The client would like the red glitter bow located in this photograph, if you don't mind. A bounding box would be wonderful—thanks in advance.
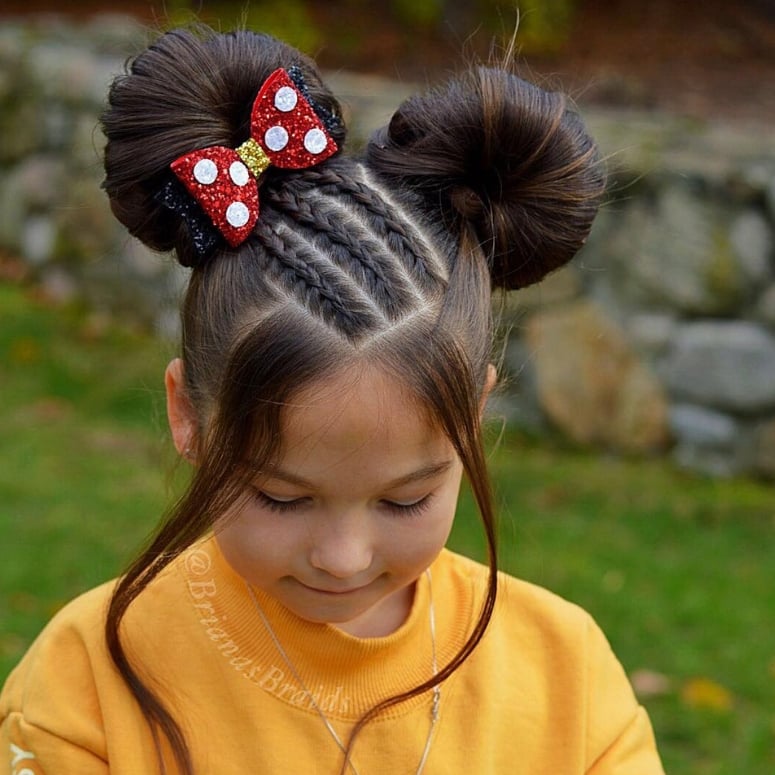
[170,68,339,247]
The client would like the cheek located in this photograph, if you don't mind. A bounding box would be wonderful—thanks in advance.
[385,497,457,569]
[214,506,299,580]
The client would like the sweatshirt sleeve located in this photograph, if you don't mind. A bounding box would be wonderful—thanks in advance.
[583,615,665,775]
[0,591,110,775]
[2,714,107,775]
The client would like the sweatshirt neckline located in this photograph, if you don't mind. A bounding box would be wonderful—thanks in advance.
[179,537,475,719]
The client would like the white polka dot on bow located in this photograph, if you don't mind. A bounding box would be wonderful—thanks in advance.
[274,86,298,112]
[226,201,250,228]
[229,161,250,186]
[304,128,328,155]
[193,158,218,185]
[264,126,289,152]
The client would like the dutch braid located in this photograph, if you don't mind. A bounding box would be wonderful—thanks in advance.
[264,186,416,322]
[288,167,447,291]
[254,223,381,338]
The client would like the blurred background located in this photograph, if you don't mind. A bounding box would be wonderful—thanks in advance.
[1,2,774,773]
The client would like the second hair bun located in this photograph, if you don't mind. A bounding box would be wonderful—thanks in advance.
[367,67,605,290]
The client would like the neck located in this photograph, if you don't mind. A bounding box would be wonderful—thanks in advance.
[334,582,417,638]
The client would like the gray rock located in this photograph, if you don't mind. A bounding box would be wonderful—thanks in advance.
[29,43,98,104]
[729,211,773,282]
[41,104,73,150]
[10,156,66,209]
[727,162,775,203]
[603,187,748,316]
[627,313,677,358]
[53,174,115,264]
[753,283,775,327]
[0,24,27,63]
[85,15,147,55]
[663,321,775,412]
[90,55,127,105]
[324,71,414,147]
[672,442,746,479]
[669,403,739,447]
[154,307,182,342]
[71,112,104,167]
[0,175,25,251]
[21,215,56,265]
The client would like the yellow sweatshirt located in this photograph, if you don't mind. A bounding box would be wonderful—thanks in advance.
[1,539,664,774]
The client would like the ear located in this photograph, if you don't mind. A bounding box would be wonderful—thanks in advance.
[480,363,498,418]
[165,358,199,460]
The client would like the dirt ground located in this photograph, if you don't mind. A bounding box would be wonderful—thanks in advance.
[3,0,774,124]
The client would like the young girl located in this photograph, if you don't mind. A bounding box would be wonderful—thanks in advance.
[1,27,664,775]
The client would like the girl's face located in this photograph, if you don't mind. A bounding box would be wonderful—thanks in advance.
[214,366,463,638]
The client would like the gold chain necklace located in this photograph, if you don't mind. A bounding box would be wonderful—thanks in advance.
[245,570,441,775]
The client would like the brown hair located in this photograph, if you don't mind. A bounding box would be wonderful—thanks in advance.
[101,26,604,774]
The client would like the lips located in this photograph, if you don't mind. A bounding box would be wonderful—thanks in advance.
[298,581,369,596]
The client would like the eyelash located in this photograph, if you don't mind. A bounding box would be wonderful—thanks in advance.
[251,490,434,518]
[252,490,307,514]
[382,494,434,518]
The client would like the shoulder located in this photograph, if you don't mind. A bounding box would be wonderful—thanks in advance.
[1,581,117,705]
[0,582,117,764]
[440,549,629,701]
[440,551,663,771]
[441,548,592,636]
[1,550,190,717]
[4,581,116,683]
[488,572,664,774]
[1,557,193,762]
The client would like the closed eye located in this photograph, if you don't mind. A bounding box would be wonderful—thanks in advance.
[381,494,434,518]
[252,489,307,514]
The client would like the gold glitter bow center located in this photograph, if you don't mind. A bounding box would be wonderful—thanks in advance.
[236,138,271,178]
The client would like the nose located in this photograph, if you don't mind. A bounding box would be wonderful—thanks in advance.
[308,520,373,579]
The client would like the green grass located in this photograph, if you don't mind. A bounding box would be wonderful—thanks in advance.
[1,281,774,774]
[0,283,172,664]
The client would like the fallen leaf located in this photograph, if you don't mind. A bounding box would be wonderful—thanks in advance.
[681,676,733,712]
[631,668,672,698]
[9,337,41,364]
[0,632,28,659]
[32,397,73,422]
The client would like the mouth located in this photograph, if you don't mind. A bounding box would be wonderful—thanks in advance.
[298,581,369,596]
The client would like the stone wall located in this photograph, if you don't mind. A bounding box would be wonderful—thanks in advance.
[502,114,775,477]
[2,17,774,477]
[0,16,184,336]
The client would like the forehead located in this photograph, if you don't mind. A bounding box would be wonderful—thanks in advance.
[276,366,447,472]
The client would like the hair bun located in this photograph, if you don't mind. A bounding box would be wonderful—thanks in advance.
[366,66,605,289]
[101,28,345,266]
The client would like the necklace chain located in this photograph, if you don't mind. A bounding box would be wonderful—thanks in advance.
[246,570,441,775]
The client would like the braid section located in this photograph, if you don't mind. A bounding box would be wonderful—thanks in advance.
[265,187,417,322]
[287,166,448,292]
[254,223,383,339]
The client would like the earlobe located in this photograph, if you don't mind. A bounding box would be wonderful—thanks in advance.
[165,358,198,461]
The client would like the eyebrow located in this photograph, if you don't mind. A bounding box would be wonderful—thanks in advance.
[260,459,454,491]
